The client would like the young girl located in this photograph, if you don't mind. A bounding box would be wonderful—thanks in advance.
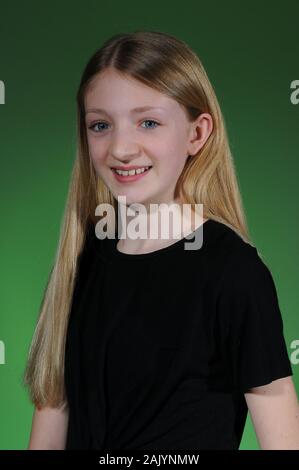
[24,30,299,450]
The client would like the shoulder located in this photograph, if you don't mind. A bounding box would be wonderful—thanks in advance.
[199,220,279,309]
[75,222,97,277]
[213,225,282,327]
[218,244,275,302]
[220,240,273,294]
[198,219,270,286]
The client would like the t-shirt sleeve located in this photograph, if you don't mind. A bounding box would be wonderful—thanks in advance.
[216,244,293,393]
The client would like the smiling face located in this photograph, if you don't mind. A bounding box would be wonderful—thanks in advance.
[84,67,209,209]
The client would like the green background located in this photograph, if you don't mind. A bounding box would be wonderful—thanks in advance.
[0,0,298,450]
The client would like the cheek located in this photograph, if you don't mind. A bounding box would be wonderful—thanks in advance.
[159,129,187,159]
[156,141,187,176]
[87,139,107,166]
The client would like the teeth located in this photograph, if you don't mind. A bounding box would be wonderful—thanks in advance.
[114,166,151,176]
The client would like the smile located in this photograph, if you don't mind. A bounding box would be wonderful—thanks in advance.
[111,166,153,182]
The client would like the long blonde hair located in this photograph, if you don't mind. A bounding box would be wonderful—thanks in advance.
[23,30,254,408]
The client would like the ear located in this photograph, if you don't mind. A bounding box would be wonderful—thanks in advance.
[187,113,214,157]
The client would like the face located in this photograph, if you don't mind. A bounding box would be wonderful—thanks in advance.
[84,67,211,210]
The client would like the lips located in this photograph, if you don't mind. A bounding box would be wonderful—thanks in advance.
[111,166,153,182]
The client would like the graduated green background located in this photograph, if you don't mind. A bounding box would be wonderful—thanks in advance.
[0,0,298,450]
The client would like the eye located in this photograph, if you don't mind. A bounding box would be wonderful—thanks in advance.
[88,121,109,133]
[87,119,160,133]
[141,119,160,129]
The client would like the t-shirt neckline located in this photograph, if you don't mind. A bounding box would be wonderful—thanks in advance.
[96,219,215,261]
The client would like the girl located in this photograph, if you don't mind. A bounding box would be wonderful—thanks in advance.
[24,30,299,450]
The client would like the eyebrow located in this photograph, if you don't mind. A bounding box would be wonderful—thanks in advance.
[85,106,166,116]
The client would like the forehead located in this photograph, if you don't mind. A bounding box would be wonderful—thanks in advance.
[84,69,180,115]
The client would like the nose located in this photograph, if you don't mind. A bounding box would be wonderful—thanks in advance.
[109,127,140,162]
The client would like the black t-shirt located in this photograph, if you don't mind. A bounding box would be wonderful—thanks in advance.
[64,219,293,450]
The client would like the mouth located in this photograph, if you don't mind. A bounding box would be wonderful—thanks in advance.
[110,165,153,183]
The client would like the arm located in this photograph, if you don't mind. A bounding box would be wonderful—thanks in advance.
[28,403,69,450]
[245,376,299,449]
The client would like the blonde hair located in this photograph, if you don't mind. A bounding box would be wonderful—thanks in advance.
[23,30,255,408]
